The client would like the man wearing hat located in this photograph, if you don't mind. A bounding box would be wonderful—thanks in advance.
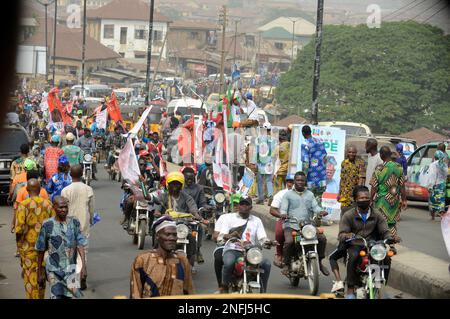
[75,128,97,180]
[62,132,83,166]
[130,216,195,298]
[44,135,64,182]
[214,196,273,293]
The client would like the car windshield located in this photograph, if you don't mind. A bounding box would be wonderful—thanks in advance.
[332,125,368,136]
[0,129,28,153]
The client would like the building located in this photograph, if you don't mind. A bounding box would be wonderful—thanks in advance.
[57,0,112,9]
[18,17,121,86]
[258,17,316,60]
[86,0,171,60]
[168,20,218,51]
[400,127,448,147]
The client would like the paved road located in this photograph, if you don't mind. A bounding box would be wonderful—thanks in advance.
[0,167,415,298]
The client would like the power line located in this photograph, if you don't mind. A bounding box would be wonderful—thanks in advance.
[384,0,421,19]
[409,0,444,21]
[385,0,428,21]
[422,2,449,22]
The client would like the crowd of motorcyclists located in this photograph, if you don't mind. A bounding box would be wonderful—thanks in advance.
[7,87,399,299]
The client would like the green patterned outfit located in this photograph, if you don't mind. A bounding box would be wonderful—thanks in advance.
[370,161,405,235]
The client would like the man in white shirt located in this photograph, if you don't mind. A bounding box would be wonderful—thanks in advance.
[365,138,383,191]
[214,197,272,293]
[240,91,259,128]
[269,175,294,267]
[61,164,95,291]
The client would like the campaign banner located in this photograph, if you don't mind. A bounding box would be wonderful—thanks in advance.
[96,109,108,130]
[289,125,346,221]
[237,167,255,197]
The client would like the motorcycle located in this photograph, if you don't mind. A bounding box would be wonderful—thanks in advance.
[175,217,202,268]
[109,148,121,182]
[94,136,105,163]
[283,217,321,295]
[220,238,275,294]
[345,236,395,299]
[82,153,93,186]
[203,189,228,239]
[127,199,153,250]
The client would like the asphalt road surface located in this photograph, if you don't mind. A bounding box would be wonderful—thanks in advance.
[0,167,417,299]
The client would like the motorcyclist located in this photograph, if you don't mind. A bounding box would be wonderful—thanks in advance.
[147,132,163,155]
[153,171,204,272]
[32,120,50,144]
[182,167,210,264]
[106,125,125,170]
[337,185,394,299]
[214,197,273,293]
[279,171,330,276]
[75,128,97,180]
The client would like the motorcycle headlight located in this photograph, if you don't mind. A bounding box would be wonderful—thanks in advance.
[214,192,225,204]
[246,248,263,265]
[83,154,92,162]
[176,224,189,239]
[370,244,387,261]
[301,224,317,240]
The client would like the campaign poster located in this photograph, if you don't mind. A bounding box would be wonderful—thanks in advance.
[288,125,346,221]
[237,167,255,197]
[96,109,108,130]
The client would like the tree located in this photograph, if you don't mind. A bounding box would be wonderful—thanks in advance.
[276,22,450,135]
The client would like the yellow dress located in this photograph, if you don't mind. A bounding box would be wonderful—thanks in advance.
[15,196,56,299]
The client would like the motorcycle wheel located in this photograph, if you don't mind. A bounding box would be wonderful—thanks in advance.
[85,170,91,186]
[289,276,300,287]
[307,258,319,296]
[118,172,122,183]
[137,220,147,250]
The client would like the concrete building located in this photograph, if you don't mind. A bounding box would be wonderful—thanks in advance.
[86,0,171,60]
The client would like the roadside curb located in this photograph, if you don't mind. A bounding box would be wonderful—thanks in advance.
[252,204,450,299]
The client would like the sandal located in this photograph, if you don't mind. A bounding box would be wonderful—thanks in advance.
[273,256,283,268]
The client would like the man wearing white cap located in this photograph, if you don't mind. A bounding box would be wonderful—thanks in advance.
[130,216,195,298]
[62,133,83,167]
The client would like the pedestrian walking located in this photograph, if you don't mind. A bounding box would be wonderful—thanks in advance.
[370,146,407,238]
[61,164,95,290]
[337,145,365,216]
[15,179,55,299]
[44,135,64,182]
[62,133,83,166]
[425,150,448,220]
[365,138,383,191]
[46,155,72,202]
[36,196,88,299]
[130,216,195,298]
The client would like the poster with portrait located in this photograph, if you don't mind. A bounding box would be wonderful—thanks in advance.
[288,125,346,221]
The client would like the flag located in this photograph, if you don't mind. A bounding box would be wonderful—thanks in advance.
[118,137,140,183]
[107,92,123,123]
[442,208,450,259]
[129,106,152,135]
[47,87,71,125]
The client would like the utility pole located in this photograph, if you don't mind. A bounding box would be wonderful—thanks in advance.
[145,0,155,105]
[52,0,58,86]
[256,32,261,74]
[219,5,227,95]
[233,19,240,65]
[311,0,324,125]
[81,0,87,93]
[36,0,55,84]
[286,17,300,65]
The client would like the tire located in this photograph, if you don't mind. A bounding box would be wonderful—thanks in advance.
[118,172,122,183]
[133,234,138,245]
[307,257,319,296]
[289,276,300,287]
[138,220,147,250]
[85,169,91,186]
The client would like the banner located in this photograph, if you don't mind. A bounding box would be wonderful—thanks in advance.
[118,137,140,183]
[129,106,152,135]
[96,109,108,130]
[237,167,255,197]
[289,125,346,221]
[107,91,123,123]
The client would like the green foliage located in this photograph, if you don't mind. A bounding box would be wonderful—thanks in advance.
[276,22,450,135]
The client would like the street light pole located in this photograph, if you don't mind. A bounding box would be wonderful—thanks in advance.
[81,0,87,93]
[36,0,55,84]
[144,0,155,105]
[52,0,58,86]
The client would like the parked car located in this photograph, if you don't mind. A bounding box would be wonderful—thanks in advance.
[406,141,450,202]
[0,124,31,200]
[319,121,372,137]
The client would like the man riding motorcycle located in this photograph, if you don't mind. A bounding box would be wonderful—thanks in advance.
[32,121,50,144]
[337,185,395,299]
[182,167,210,264]
[153,171,204,272]
[75,128,97,180]
[214,197,273,293]
[106,125,125,170]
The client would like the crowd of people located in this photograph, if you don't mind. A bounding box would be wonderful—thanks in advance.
[7,84,449,300]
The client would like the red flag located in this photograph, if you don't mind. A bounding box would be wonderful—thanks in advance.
[107,92,123,123]
[48,87,71,125]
